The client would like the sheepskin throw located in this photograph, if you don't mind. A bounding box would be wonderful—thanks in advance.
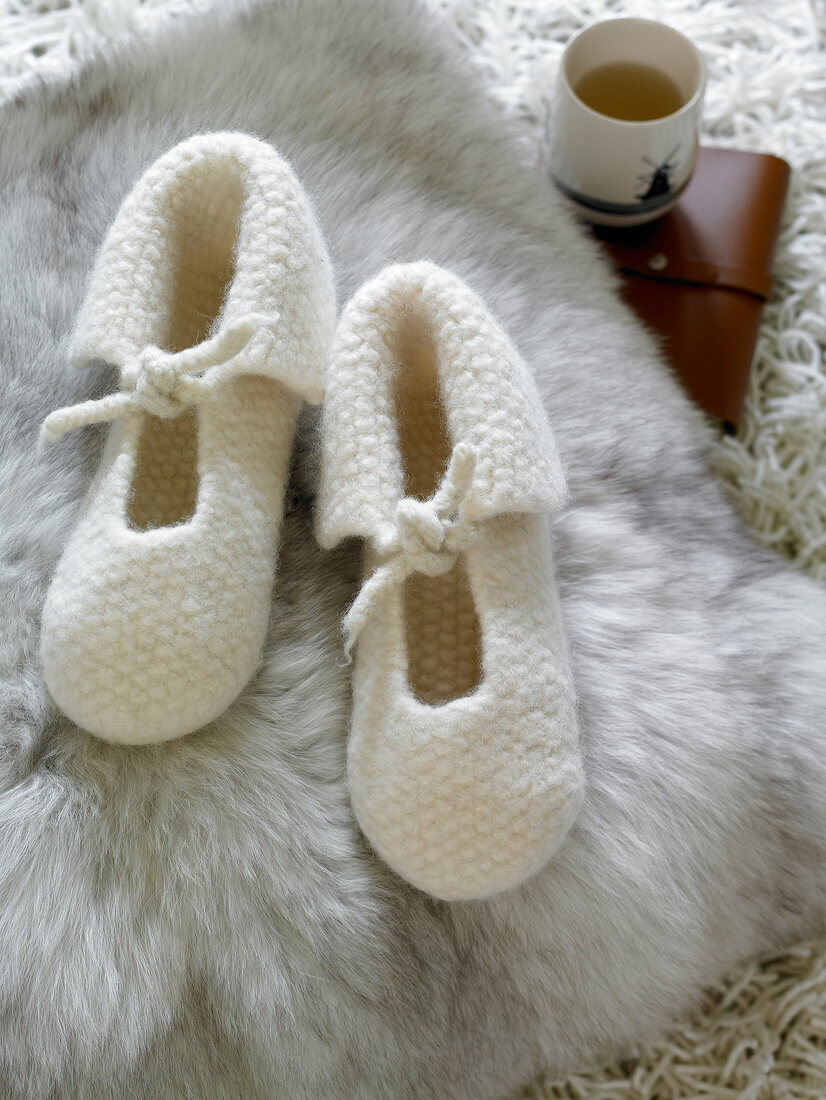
[0,1,825,1098]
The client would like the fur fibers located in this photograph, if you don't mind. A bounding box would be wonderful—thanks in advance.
[0,0,824,1097]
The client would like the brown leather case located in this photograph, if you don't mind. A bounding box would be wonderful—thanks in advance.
[595,147,790,426]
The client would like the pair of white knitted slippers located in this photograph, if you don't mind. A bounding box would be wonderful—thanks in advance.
[40,132,584,901]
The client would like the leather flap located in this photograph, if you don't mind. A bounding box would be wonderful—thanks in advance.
[604,248,773,299]
[596,148,791,302]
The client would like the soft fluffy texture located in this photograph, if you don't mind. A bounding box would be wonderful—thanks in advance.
[316,262,584,901]
[0,1,826,1098]
[40,131,335,743]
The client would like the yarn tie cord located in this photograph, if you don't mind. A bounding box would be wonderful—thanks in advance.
[39,313,282,445]
[343,442,479,657]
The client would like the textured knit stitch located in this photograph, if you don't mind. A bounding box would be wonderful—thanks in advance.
[40,132,335,744]
[316,262,584,901]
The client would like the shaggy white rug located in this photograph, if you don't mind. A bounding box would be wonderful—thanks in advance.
[1,0,824,1097]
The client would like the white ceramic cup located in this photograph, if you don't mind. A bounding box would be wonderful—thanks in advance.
[544,18,705,227]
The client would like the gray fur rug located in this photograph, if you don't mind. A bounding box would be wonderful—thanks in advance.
[1,0,825,1097]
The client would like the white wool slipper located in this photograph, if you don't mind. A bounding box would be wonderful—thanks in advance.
[316,262,584,901]
[39,132,335,745]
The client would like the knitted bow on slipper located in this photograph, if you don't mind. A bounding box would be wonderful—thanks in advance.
[343,442,479,657]
[40,313,282,446]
